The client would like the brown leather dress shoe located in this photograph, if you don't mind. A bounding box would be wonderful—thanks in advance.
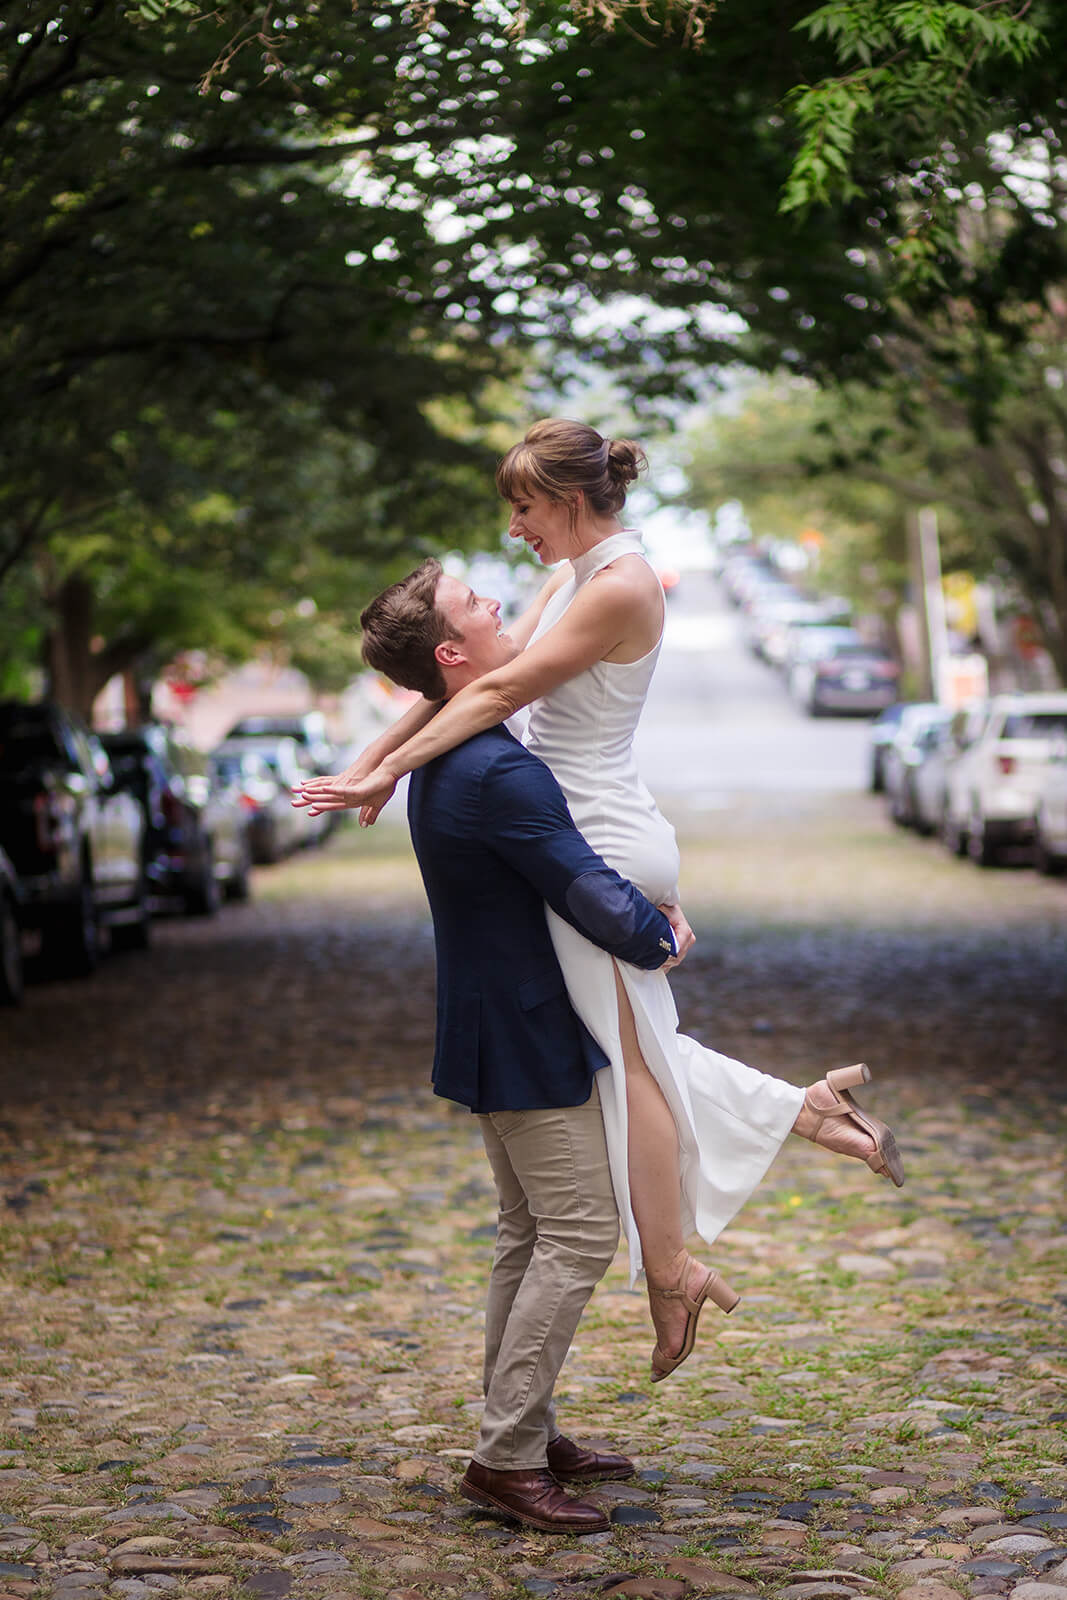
[460,1460,609,1533]
[546,1432,635,1482]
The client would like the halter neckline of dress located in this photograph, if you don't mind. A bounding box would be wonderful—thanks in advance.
[570,529,645,586]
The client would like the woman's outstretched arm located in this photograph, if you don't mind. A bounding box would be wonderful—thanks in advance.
[298,566,649,823]
[293,569,564,804]
[323,694,441,786]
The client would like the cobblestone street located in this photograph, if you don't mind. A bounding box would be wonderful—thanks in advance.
[2,798,1065,1600]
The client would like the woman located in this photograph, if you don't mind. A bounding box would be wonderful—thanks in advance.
[299,419,903,1381]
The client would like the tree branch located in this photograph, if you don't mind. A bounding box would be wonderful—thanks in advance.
[0,1,109,128]
[0,495,55,587]
[175,136,381,168]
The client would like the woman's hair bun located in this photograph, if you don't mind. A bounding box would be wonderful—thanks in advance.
[606,438,647,485]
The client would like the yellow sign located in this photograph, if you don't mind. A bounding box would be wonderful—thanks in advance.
[942,572,977,638]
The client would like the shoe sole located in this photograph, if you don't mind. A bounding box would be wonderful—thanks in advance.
[459,1480,609,1533]
[552,1464,635,1482]
[873,1124,905,1187]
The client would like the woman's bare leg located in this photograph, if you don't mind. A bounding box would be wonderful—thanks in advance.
[612,966,714,1362]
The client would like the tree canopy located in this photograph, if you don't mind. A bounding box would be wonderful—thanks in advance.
[3,0,1065,707]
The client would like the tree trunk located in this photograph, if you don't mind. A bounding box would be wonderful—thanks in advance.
[43,573,159,719]
[44,573,96,718]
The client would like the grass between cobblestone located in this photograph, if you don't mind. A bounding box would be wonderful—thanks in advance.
[1,796,1065,1600]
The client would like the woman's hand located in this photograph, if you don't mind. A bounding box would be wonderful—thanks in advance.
[293,764,397,824]
[659,900,695,969]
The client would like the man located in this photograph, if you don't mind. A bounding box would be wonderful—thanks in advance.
[344,559,680,1534]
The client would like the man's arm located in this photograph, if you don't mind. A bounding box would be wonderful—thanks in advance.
[482,741,674,971]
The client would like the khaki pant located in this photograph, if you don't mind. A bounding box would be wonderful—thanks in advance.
[474,1079,619,1470]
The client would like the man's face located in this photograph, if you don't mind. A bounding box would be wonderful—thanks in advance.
[435,575,518,679]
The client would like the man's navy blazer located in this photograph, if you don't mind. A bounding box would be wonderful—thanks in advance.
[407,723,674,1114]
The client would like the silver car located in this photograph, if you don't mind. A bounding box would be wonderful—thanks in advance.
[882,704,953,830]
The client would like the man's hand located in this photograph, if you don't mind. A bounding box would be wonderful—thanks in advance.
[658,900,695,970]
[292,764,397,825]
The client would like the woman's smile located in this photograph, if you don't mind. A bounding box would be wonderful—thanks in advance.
[507,490,574,564]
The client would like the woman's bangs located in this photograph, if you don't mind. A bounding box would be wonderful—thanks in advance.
[496,446,539,503]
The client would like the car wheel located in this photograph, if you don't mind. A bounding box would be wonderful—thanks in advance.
[870,754,885,794]
[44,865,101,977]
[185,843,221,916]
[111,865,152,951]
[0,889,24,1006]
[807,694,824,719]
[913,787,934,836]
[252,818,279,865]
[940,808,968,858]
[1033,814,1066,876]
[225,836,252,902]
[967,814,1000,868]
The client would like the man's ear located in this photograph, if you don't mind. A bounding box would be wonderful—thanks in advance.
[434,638,465,669]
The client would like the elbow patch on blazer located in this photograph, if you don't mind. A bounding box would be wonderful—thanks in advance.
[565,871,638,944]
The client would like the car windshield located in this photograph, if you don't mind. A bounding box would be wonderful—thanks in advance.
[1001,712,1067,740]
[230,718,307,742]
[796,629,857,656]
[829,643,891,661]
[108,751,143,777]
[213,754,249,783]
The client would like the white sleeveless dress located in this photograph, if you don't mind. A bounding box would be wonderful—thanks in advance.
[526,530,805,1282]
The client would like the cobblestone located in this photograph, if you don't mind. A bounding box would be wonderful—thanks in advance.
[2,807,1065,1600]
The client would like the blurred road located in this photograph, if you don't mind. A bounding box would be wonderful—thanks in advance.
[635,572,871,805]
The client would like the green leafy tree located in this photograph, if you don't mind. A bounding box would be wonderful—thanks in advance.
[681,335,1067,685]
[5,0,1066,712]
[1,1,508,710]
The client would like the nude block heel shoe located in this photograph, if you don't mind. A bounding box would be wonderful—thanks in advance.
[649,1256,740,1383]
[805,1063,905,1188]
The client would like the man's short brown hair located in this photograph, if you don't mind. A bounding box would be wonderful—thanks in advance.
[359,558,458,700]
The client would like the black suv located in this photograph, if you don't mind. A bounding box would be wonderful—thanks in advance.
[0,701,149,973]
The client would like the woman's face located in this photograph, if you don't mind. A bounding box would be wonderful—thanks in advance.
[506,488,576,565]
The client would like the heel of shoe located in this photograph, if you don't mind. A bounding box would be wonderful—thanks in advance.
[707,1271,740,1315]
[826,1062,871,1094]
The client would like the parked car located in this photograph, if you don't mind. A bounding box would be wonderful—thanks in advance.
[757,599,852,669]
[0,846,25,1005]
[224,712,337,775]
[742,594,817,661]
[937,701,991,856]
[941,693,1067,865]
[1033,739,1067,875]
[911,719,959,838]
[0,700,149,973]
[724,555,797,613]
[783,623,859,678]
[868,703,907,793]
[882,704,953,829]
[103,725,251,913]
[246,736,330,849]
[789,634,900,717]
[210,741,311,863]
